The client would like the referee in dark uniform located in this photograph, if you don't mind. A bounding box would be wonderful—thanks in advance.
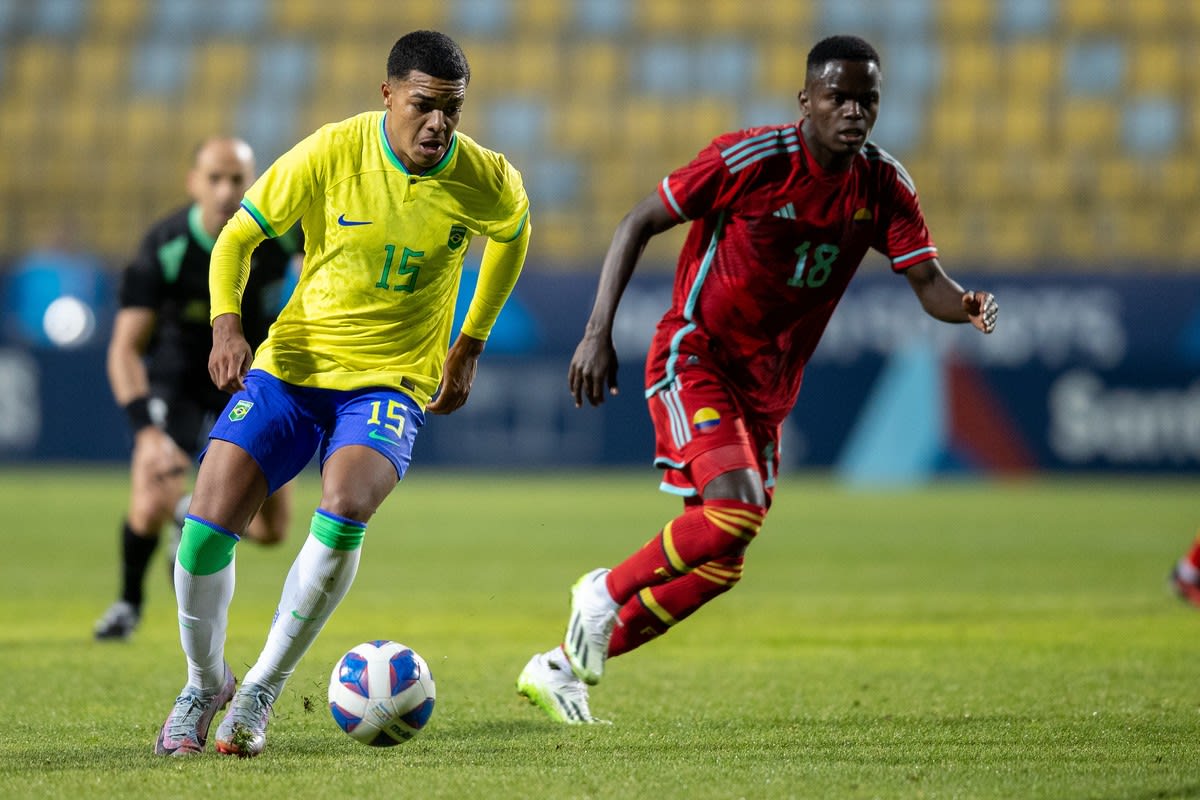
[95,137,302,640]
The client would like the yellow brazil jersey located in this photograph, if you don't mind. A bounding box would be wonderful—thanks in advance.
[236,111,529,404]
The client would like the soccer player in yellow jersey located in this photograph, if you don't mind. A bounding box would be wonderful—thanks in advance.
[153,31,530,758]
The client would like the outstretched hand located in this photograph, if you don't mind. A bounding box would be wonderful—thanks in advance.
[568,331,619,407]
[963,290,998,334]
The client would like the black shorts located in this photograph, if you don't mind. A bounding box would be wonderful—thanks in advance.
[149,388,220,458]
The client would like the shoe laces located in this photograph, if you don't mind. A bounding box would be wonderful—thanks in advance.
[227,685,273,728]
[166,690,213,740]
[546,659,587,698]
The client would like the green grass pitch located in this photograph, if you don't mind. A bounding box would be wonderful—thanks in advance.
[1,465,1198,799]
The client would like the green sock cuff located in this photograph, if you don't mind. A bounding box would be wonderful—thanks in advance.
[177,517,239,576]
[311,509,366,551]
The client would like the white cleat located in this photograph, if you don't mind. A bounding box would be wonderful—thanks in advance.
[517,652,608,725]
[563,568,618,686]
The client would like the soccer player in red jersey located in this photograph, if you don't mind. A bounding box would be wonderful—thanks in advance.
[517,35,999,724]
[1170,533,1200,606]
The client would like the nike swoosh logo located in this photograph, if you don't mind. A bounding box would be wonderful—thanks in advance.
[368,430,398,446]
[337,214,372,227]
[291,610,317,621]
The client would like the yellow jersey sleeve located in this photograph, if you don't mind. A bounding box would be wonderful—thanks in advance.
[240,113,532,407]
[239,127,325,240]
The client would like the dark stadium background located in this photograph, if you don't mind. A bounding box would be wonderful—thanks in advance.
[2,1,1197,480]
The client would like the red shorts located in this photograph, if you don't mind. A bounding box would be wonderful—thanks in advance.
[646,366,780,500]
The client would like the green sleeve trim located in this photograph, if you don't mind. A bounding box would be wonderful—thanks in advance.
[495,210,529,243]
[177,518,239,576]
[311,510,366,551]
[241,198,279,239]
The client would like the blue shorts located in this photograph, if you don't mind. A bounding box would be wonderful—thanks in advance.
[204,370,425,493]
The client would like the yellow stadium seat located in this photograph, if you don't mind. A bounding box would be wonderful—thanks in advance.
[1116,206,1165,258]
[1059,98,1119,150]
[763,0,814,29]
[998,96,1051,152]
[1022,154,1070,203]
[938,0,992,32]
[191,41,252,103]
[758,42,807,94]
[633,0,691,33]
[1119,0,1180,32]
[988,207,1043,263]
[507,37,562,92]
[532,209,587,263]
[522,0,570,33]
[926,97,984,154]
[1055,208,1099,261]
[2,104,41,154]
[1006,40,1058,91]
[1061,0,1116,31]
[1156,155,1198,201]
[941,40,1002,91]
[271,0,326,34]
[72,41,126,98]
[90,0,147,35]
[564,42,623,94]
[703,0,812,32]
[558,101,614,152]
[1095,157,1146,204]
[967,155,1006,203]
[8,43,69,99]
[1126,41,1185,92]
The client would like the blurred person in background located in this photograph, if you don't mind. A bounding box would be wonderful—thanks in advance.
[1170,534,1200,605]
[517,34,998,724]
[94,136,301,641]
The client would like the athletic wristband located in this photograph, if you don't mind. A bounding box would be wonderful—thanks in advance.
[123,397,154,432]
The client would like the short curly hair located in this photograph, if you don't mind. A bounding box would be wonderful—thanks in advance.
[806,35,880,79]
[387,30,471,85]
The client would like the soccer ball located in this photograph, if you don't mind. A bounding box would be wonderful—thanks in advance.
[328,640,436,746]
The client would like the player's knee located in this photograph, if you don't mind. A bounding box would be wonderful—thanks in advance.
[700,467,767,507]
[128,493,177,534]
[700,497,766,557]
[246,518,288,546]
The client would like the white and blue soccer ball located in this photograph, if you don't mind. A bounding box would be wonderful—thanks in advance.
[328,640,436,746]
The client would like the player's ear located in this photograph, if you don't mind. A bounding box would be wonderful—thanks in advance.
[381,81,392,107]
[797,89,809,117]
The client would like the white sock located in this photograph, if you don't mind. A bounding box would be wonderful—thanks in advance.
[243,533,360,699]
[174,558,235,693]
[547,646,571,671]
[591,571,620,613]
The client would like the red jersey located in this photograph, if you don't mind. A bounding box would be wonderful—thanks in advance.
[646,120,937,422]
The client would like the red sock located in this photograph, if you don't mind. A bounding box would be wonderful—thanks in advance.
[605,499,764,605]
[608,556,744,657]
[1187,533,1200,569]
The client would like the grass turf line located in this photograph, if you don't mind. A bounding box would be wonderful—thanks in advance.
[0,466,1197,799]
